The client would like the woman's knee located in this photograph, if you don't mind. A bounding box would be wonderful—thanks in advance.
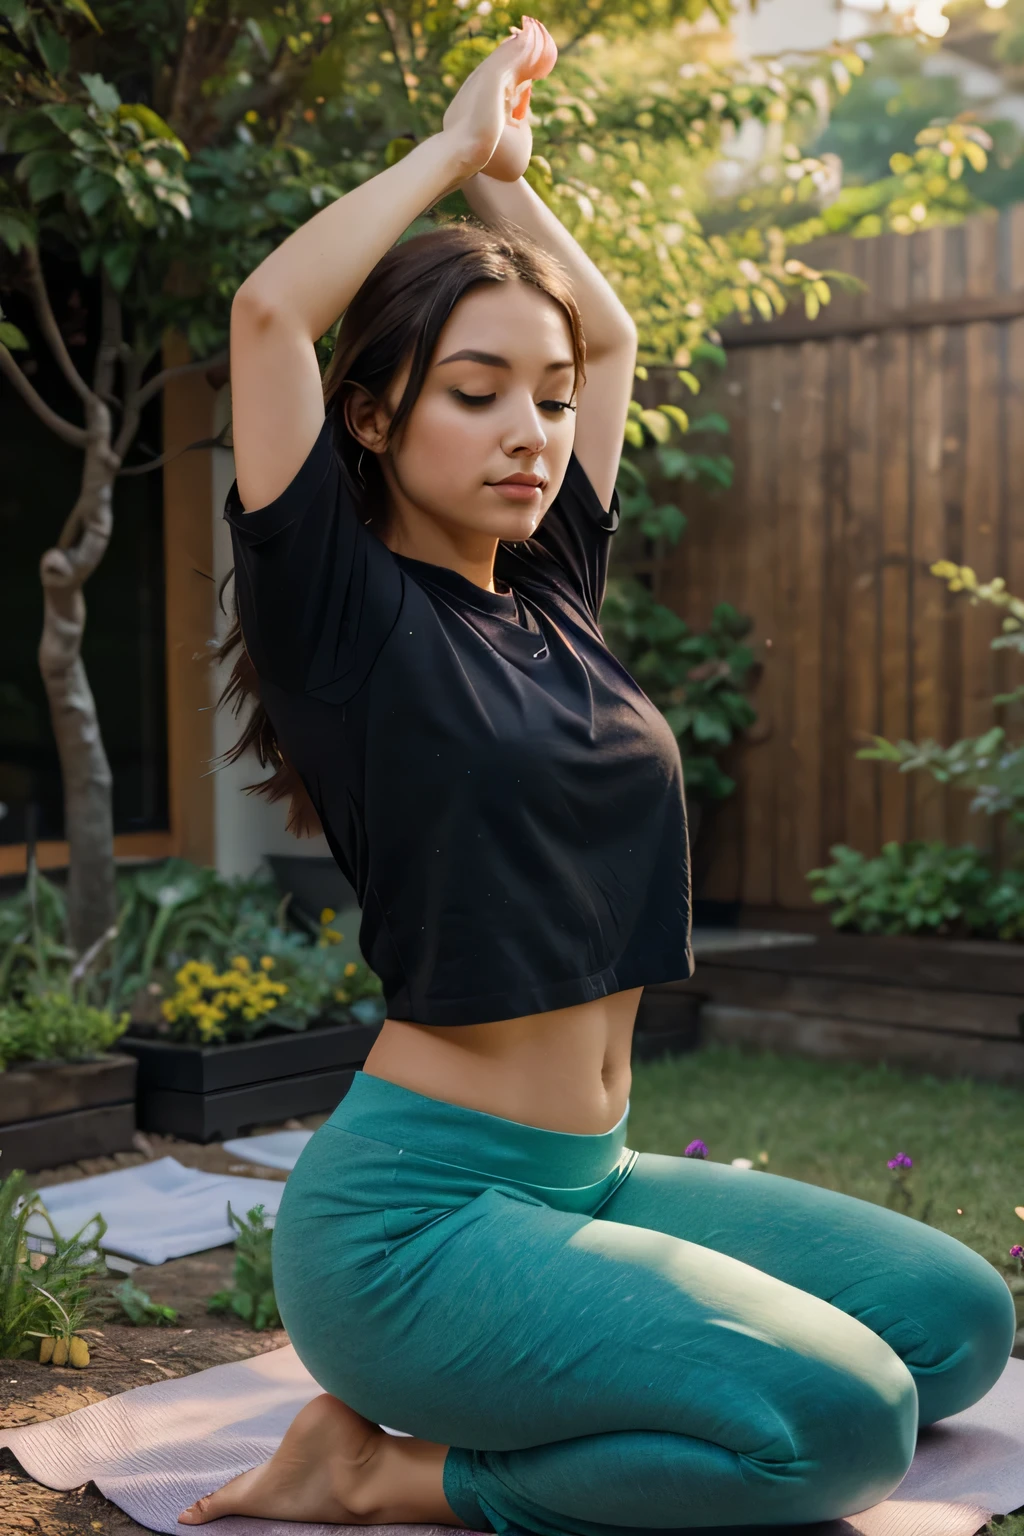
[755,1346,918,1524]
[911,1242,1017,1426]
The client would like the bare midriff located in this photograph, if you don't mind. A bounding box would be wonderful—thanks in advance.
[361,986,645,1136]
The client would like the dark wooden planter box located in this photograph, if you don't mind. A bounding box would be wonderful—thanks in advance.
[120,1019,382,1143]
[632,985,706,1062]
[694,931,1024,1083]
[0,1053,137,1173]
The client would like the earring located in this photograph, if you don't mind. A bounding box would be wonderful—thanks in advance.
[356,448,367,486]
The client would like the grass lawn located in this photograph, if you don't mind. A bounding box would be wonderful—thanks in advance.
[628,1045,1024,1536]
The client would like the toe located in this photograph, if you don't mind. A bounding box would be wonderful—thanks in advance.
[178,1494,216,1524]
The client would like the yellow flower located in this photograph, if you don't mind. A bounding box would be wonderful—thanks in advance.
[231,955,251,973]
[320,907,336,924]
[260,956,274,971]
[344,961,358,977]
[334,988,350,1003]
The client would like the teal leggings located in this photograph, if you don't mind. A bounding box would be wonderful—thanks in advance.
[271,1071,1015,1535]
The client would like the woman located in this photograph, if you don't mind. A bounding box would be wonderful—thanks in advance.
[180,19,1015,1532]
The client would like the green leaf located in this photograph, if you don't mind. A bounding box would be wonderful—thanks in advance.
[639,408,671,443]
[32,19,70,76]
[384,136,416,167]
[0,320,29,349]
[0,0,29,31]
[117,104,188,156]
[79,71,120,113]
[687,412,729,436]
[62,0,102,30]
[677,369,701,394]
[20,151,66,203]
[0,212,34,253]
[101,241,136,291]
[75,169,117,216]
[658,403,690,434]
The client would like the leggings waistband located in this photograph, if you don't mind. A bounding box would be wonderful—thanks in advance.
[328,1070,630,1189]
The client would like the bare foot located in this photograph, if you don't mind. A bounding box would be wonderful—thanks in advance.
[177,1393,385,1525]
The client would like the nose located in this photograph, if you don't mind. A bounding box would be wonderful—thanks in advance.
[501,394,549,458]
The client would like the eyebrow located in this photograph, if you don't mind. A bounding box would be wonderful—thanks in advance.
[435,348,575,372]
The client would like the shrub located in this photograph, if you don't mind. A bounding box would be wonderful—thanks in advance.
[807,840,1024,938]
[810,841,1000,933]
[0,993,129,1069]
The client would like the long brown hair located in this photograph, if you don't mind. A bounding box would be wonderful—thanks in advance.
[215,218,588,838]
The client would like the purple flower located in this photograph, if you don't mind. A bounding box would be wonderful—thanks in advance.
[887,1153,913,1170]
[684,1139,709,1159]
[1011,1245,1024,1261]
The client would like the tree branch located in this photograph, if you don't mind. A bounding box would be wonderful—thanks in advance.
[135,348,228,412]
[117,423,232,476]
[0,343,89,448]
[113,348,145,462]
[379,6,417,106]
[93,269,123,401]
[24,244,94,405]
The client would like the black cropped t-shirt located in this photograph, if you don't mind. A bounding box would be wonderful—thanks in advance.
[225,416,693,1026]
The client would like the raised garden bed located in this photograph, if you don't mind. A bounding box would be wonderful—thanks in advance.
[0,1054,137,1172]
[693,930,1024,1083]
[120,1019,382,1142]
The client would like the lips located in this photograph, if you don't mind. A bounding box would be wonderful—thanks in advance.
[489,474,545,488]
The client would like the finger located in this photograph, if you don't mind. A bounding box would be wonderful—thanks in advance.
[521,15,545,75]
[510,79,532,121]
[526,15,558,79]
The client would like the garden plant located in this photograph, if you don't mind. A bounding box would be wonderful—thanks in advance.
[0,1167,106,1363]
[0,851,385,1047]
[810,561,1024,937]
[207,1201,281,1332]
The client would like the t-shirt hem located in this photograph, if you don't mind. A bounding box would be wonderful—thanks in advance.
[385,949,695,1028]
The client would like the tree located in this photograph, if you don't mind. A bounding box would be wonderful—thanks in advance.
[0,0,986,952]
[0,0,359,950]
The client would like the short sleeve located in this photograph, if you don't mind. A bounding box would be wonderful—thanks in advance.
[225,417,403,701]
[496,450,620,623]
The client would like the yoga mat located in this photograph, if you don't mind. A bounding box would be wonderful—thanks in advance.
[223,1129,314,1171]
[29,1157,286,1264]
[3,1346,1023,1536]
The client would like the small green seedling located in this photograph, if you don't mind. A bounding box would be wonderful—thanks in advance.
[112,1277,179,1326]
[207,1202,280,1332]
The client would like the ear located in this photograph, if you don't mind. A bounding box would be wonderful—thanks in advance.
[343,386,390,453]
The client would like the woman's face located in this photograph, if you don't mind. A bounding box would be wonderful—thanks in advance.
[363,280,579,557]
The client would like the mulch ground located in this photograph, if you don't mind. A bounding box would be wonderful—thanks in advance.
[1,1113,328,1535]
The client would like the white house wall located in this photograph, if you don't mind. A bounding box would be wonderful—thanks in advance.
[210,384,332,877]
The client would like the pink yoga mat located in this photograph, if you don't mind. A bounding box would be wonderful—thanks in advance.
[3,1346,1023,1536]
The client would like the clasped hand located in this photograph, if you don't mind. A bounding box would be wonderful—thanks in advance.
[442,14,558,184]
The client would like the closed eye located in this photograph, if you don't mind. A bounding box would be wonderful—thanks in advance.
[453,390,576,414]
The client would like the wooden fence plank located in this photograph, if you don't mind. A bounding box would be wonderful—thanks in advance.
[878,324,911,846]
[844,332,881,854]
[740,345,783,904]
[779,341,828,905]
[909,325,949,840]
[960,321,1002,856]
[820,337,850,856]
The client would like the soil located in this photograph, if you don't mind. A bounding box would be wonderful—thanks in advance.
[1,1111,330,1535]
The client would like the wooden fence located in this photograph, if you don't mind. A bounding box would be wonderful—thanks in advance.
[632,205,1024,911]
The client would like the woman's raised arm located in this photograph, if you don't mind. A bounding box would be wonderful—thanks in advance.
[231,26,546,511]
